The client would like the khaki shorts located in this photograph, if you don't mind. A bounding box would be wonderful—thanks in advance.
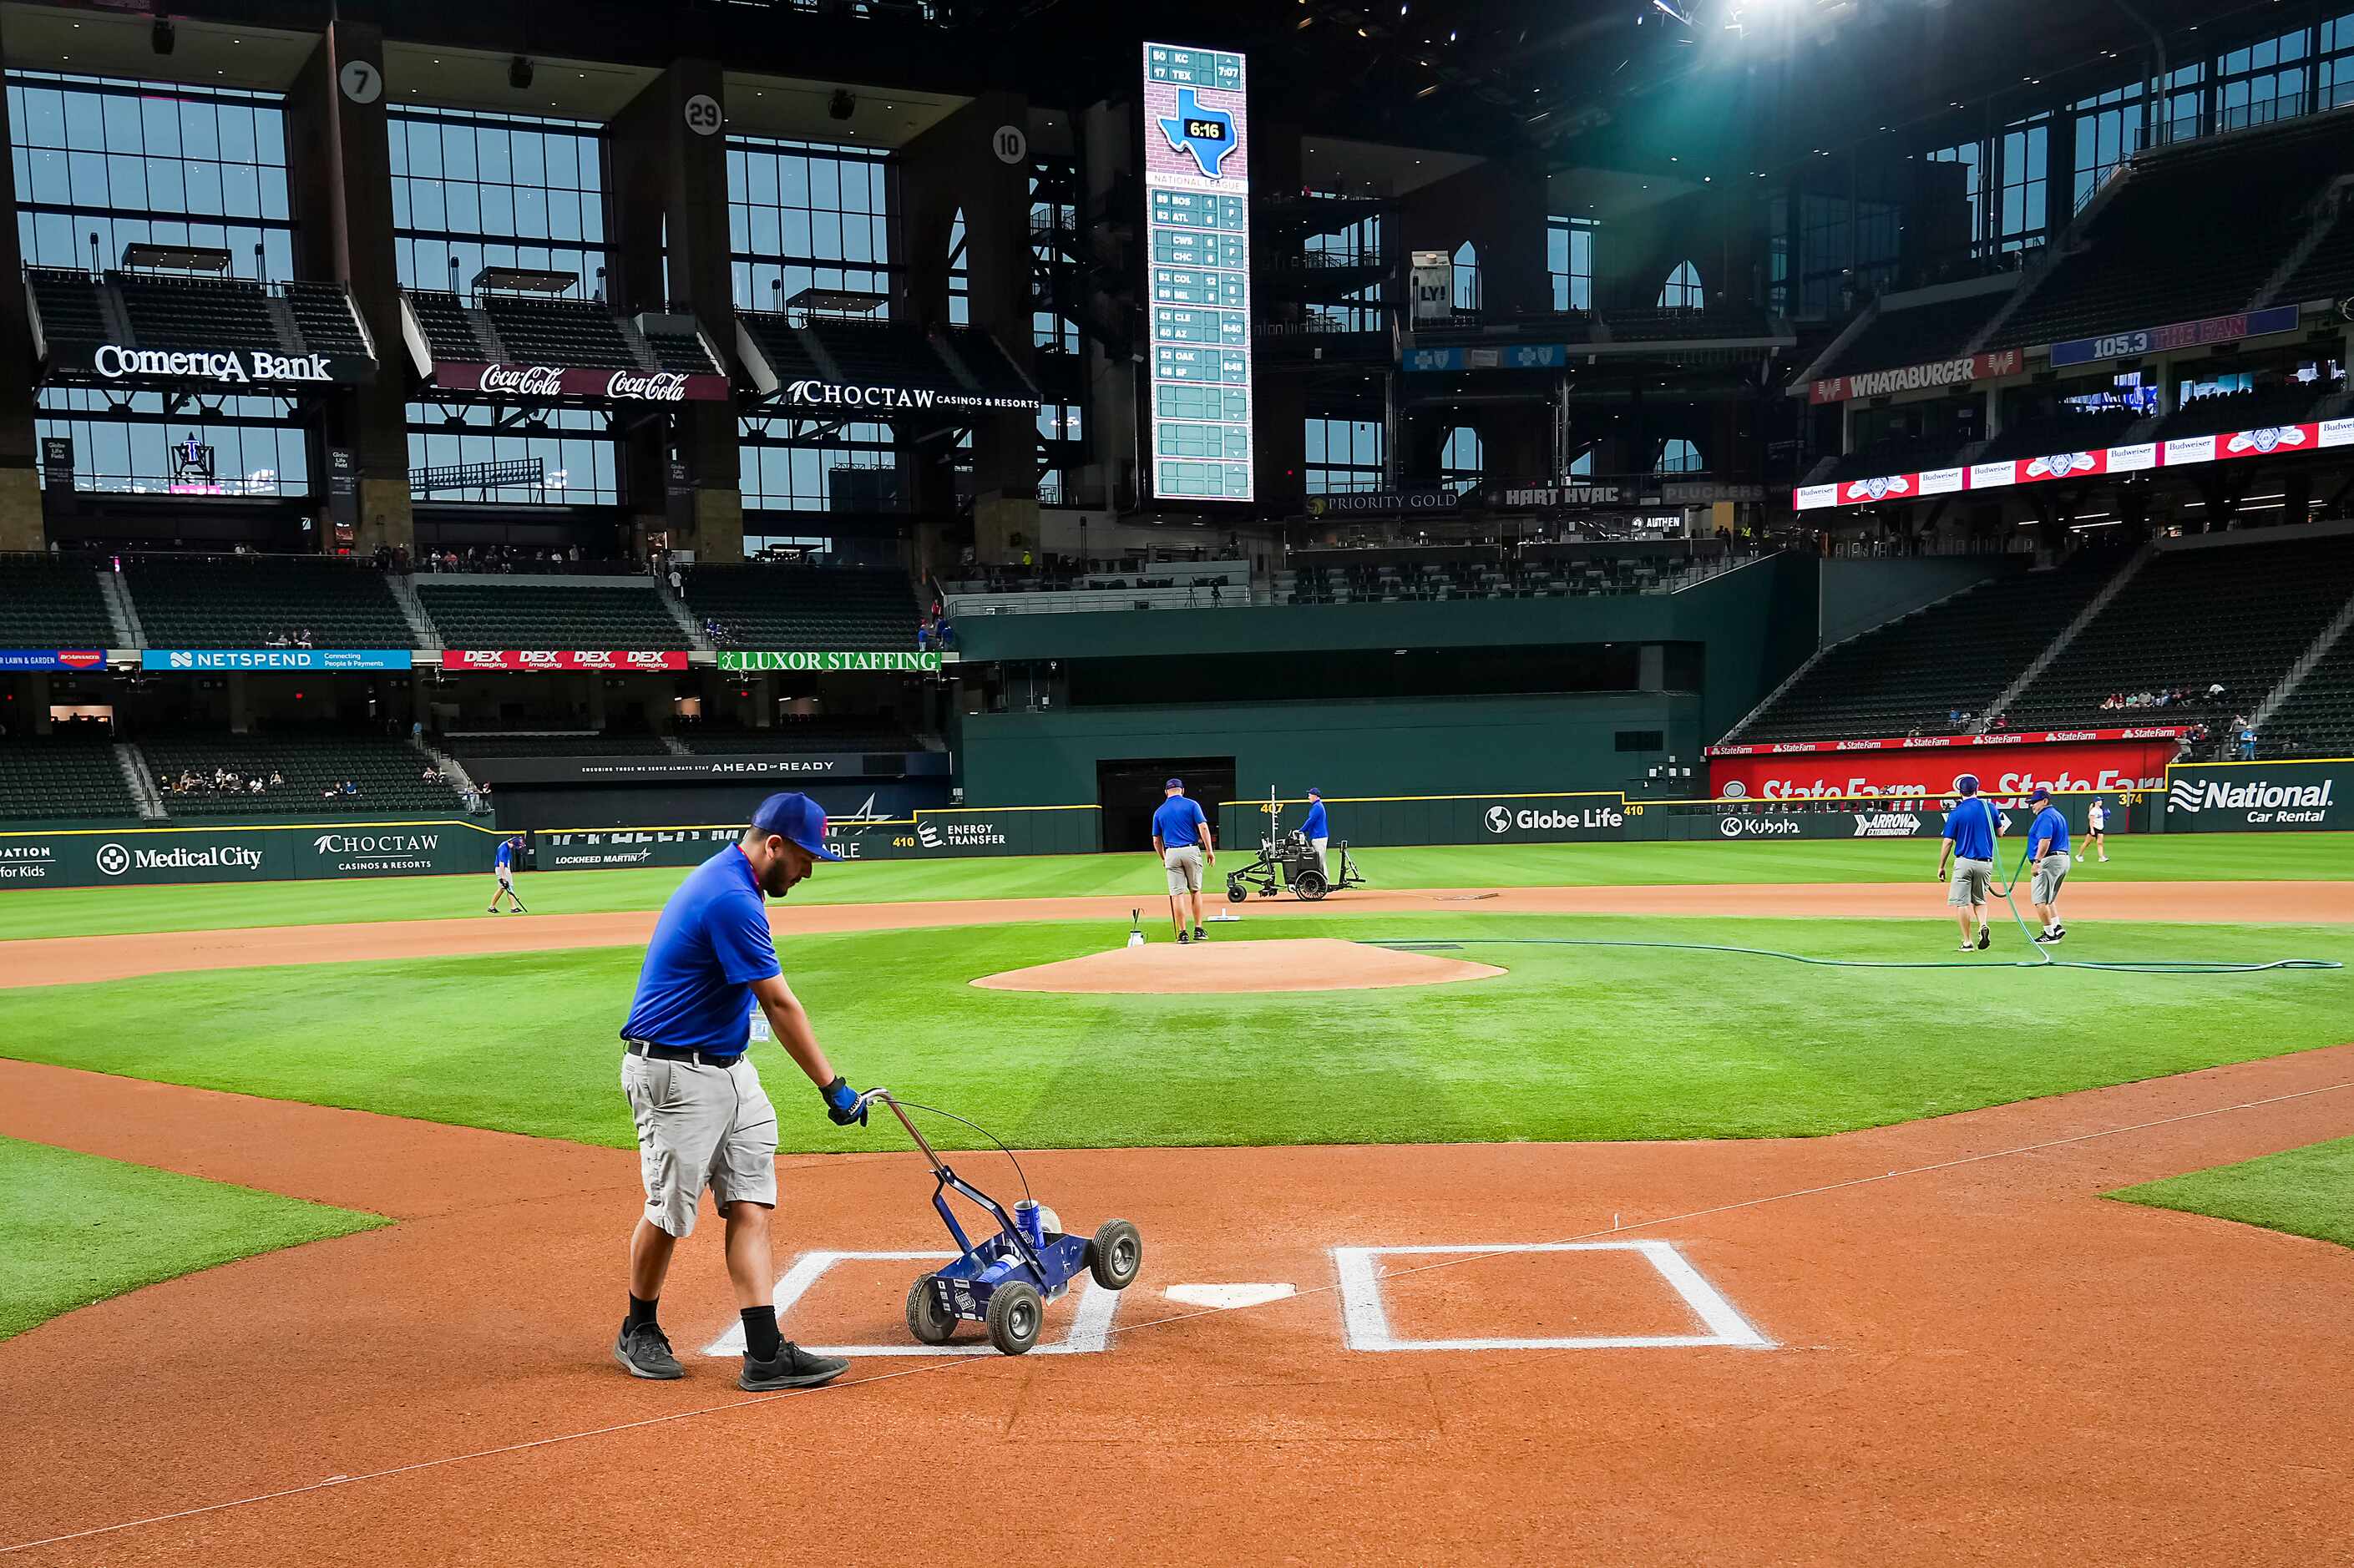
[1947,857,1993,907]
[620,1050,778,1237]
[496,867,514,887]
[2032,853,2069,905]
[1163,844,1206,894]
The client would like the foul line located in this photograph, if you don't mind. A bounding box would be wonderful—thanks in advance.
[5,1075,2349,1556]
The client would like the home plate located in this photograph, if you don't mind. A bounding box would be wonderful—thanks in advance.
[1166,1282,1297,1309]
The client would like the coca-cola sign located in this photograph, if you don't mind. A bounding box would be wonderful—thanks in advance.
[433,362,732,402]
[474,364,566,397]
[441,650,690,672]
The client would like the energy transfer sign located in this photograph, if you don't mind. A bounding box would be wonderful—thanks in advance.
[1143,41,1253,503]
[717,650,942,673]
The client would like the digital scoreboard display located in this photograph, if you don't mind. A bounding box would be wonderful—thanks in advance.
[1142,42,1253,502]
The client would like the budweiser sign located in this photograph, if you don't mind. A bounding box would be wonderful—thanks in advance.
[442,650,690,672]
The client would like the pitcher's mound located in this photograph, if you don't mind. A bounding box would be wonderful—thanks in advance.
[972,938,1506,995]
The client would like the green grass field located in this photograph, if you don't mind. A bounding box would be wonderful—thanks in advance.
[3,833,2348,941]
[0,1136,387,1340]
[2111,1137,2354,1250]
[3,912,2346,1151]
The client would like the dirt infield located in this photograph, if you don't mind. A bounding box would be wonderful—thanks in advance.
[970,937,1508,994]
[3,1048,2351,1565]
[6,877,2348,989]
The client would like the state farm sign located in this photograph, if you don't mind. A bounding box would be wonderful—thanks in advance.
[1709,732,2181,802]
[441,650,689,672]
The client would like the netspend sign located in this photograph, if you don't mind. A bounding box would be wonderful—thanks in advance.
[2163,762,2349,831]
[142,648,413,671]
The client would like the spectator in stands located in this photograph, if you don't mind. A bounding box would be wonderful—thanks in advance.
[249,777,264,795]
[268,769,284,787]
[342,779,359,797]
[296,627,314,649]
[916,620,932,653]
[2235,718,2256,761]
[2207,682,2226,702]
[937,618,954,650]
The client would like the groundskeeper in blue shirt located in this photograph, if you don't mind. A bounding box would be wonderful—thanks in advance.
[2030,801,2070,860]
[1942,791,1998,862]
[1301,793,1329,840]
[1152,792,1209,848]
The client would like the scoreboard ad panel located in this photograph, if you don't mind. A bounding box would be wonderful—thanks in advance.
[1142,41,1253,503]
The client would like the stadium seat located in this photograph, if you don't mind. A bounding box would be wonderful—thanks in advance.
[681,566,919,653]
[124,558,413,650]
[1739,551,2125,741]
[413,581,688,650]
[0,556,115,647]
[0,731,139,820]
[140,731,463,818]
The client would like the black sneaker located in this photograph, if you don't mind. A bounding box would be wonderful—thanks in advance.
[614,1320,684,1380]
[1976,928,1991,950]
[1193,926,1207,942]
[1177,931,1190,944]
[2033,931,2058,945]
[740,1342,849,1391]
[2047,925,2065,941]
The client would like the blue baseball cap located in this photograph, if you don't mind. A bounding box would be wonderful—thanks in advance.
[2027,786,2052,802]
[1165,777,1184,790]
[749,792,843,861]
[1306,787,1322,798]
[1954,774,1981,796]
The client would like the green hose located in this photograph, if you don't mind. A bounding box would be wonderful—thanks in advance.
[1373,847,2342,976]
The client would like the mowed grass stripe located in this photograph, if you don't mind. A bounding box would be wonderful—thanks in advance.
[2,834,2348,942]
[0,1136,388,1340]
[1,913,2345,1151]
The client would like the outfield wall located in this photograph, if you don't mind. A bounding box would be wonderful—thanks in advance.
[0,819,504,888]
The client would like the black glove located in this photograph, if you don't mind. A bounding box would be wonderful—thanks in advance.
[821,1076,868,1127]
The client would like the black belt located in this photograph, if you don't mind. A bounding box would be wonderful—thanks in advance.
[625,1039,742,1068]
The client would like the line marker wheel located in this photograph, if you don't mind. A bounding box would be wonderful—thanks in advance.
[1089,1219,1144,1290]
[905,1273,959,1345]
[986,1281,1044,1355]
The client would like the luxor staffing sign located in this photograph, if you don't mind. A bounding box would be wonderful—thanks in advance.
[1142,41,1253,503]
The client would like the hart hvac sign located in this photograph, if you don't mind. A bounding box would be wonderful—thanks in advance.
[93,344,334,385]
[2164,761,2348,830]
[780,379,1040,413]
[717,650,943,673]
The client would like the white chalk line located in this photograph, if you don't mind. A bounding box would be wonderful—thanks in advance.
[4,1075,2346,1557]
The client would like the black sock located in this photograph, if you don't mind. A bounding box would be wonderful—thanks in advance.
[741,1305,782,1361]
[627,1292,659,1331]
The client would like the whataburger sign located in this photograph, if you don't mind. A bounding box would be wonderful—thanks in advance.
[718,650,942,673]
[1798,417,2354,511]
[1808,350,2023,405]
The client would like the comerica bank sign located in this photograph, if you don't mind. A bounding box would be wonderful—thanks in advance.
[94,344,336,385]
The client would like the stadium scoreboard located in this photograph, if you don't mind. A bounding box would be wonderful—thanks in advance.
[1142,42,1253,502]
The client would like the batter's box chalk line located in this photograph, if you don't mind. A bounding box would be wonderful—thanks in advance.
[1332,1242,1774,1352]
[701,1251,1121,1358]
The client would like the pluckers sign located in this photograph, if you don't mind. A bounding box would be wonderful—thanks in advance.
[433,362,732,402]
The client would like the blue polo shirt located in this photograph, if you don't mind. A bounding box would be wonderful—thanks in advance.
[1942,797,1998,861]
[1302,799,1329,838]
[1152,795,1208,849]
[494,840,514,871]
[2030,805,2070,858]
[619,847,782,1057]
